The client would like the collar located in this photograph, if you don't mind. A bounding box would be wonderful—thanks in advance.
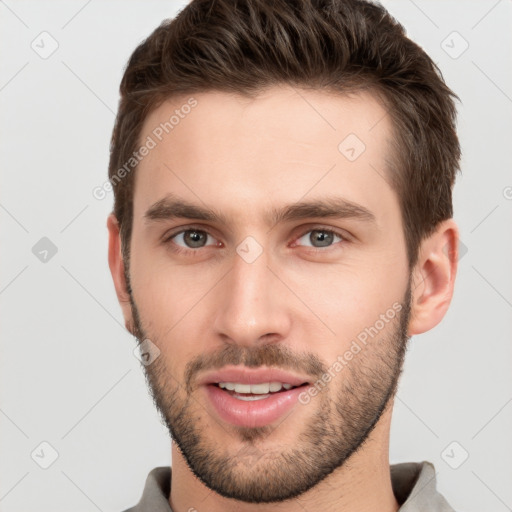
[125,460,456,512]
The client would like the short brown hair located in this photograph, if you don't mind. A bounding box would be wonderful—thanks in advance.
[108,0,461,269]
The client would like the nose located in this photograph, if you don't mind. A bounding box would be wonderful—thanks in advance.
[213,245,292,347]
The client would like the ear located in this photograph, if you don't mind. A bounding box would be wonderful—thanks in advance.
[107,213,135,334]
[408,219,459,336]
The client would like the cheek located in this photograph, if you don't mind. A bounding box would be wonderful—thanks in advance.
[129,249,221,357]
[130,236,210,308]
[284,258,406,346]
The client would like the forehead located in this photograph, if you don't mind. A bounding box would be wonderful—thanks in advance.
[133,85,397,225]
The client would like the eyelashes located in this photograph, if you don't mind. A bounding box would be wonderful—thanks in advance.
[293,228,344,250]
[163,225,349,256]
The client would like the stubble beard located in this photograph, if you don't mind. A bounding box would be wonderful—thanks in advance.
[126,267,412,503]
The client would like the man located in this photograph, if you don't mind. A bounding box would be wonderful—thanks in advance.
[107,0,461,510]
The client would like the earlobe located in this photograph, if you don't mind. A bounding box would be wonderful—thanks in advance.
[106,213,134,333]
[407,219,459,336]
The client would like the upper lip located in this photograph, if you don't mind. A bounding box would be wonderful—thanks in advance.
[199,366,312,387]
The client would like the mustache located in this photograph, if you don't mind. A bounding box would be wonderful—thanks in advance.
[183,343,326,394]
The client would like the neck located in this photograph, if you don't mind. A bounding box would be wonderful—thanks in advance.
[169,400,399,512]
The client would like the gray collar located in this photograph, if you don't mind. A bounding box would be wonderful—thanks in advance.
[124,460,456,512]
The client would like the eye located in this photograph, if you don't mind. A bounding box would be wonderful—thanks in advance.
[294,228,345,249]
[166,228,219,250]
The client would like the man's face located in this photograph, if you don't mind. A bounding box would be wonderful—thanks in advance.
[125,86,412,503]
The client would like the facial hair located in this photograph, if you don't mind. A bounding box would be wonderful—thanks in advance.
[126,268,412,504]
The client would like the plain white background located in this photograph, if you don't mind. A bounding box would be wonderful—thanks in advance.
[0,1,511,511]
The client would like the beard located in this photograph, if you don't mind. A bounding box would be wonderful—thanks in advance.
[126,268,412,504]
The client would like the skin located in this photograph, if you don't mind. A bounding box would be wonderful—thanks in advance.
[107,85,459,512]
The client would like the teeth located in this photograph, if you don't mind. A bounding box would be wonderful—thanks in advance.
[232,394,270,401]
[218,382,294,394]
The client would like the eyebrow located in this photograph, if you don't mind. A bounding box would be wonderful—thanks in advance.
[143,193,376,227]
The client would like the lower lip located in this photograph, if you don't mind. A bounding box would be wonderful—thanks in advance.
[204,384,310,428]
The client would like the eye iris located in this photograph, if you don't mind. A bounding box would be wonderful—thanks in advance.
[311,230,333,247]
[184,230,206,248]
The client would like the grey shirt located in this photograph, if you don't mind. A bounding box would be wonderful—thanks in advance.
[123,460,456,512]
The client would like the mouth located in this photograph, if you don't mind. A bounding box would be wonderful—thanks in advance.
[208,381,310,401]
[199,367,314,426]
[203,381,312,428]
